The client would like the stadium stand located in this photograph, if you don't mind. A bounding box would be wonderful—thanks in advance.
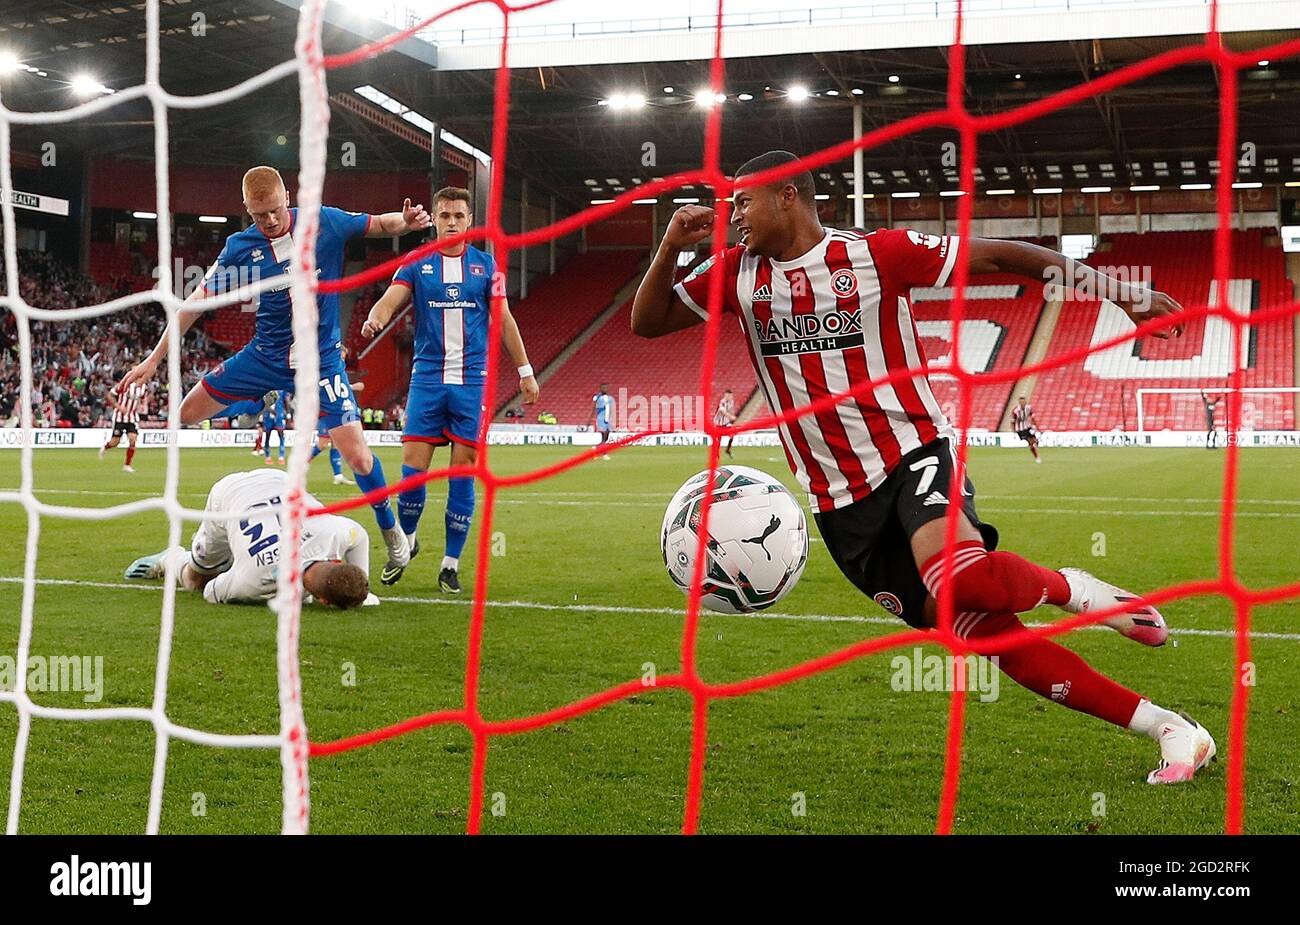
[10,232,1295,435]
[490,250,646,414]
[530,293,758,429]
[1,251,222,427]
[1031,229,1295,431]
[202,302,258,349]
[86,241,133,288]
[912,273,1047,431]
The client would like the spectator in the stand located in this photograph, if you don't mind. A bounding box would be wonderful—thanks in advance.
[0,249,226,427]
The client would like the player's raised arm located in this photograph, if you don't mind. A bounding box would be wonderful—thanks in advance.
[366,198,433,237]
[361,282,413,339]
[497,300,539,404]
[631,204,716,338]
[964,238,1185,339]
[117,279,213,392]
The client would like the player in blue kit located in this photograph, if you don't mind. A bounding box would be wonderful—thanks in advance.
[361,186,539,590]
[590,384,615,458]
[119,166,431,573]
[311,418,347,483]
[311,345,361,484]
[261,390,287,465]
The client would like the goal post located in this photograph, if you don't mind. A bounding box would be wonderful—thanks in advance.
[1135,387,1300,437]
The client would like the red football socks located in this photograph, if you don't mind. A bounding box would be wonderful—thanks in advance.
[961,611,1142,728]
[922,540,1070,615]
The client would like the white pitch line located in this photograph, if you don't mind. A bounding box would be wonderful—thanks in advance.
[4,485,1300,514]
[1,576,1296,641]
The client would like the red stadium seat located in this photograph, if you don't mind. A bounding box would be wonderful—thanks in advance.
[1032,229,1294,431]
[530,295,758,429]
[490,251,646,413]
[911,273,1047,430]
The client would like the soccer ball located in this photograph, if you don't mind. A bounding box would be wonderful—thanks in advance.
[661,465,809,614]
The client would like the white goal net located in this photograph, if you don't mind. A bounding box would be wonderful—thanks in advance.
[1135,387,1300,436]
[0,0,330,834]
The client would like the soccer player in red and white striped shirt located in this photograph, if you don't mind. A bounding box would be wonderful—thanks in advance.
[100,381,146,472]
[714,389,737,457]
[1011,396,1042,463]
[632,150,1214,785]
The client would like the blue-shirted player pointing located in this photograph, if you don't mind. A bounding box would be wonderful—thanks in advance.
[119,166,431,573]
[361,186,539,590]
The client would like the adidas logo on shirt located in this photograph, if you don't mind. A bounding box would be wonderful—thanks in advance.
[922,491,948,506]
[752,284,772,302]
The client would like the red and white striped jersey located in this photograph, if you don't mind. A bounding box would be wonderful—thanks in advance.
[113,382,146,425]
[1011,403,1035,432]
[675,227,960,512]
[713,395,735,426]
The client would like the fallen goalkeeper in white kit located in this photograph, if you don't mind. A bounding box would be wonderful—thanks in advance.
[125,468,378,608]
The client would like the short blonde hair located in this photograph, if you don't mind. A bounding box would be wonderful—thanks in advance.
[242,166,285,202]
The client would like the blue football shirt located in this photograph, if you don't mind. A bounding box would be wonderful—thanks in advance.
[202,206,370,370]
[392,245,496,386]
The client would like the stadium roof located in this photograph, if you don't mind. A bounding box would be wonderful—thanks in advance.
[0,1,437,177]
[1,2,1297,209]
[411,29,1300,201]
[418,0,1300,71]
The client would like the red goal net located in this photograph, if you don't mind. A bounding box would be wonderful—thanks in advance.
[3,0,1295,836]
[294,0,1300,835]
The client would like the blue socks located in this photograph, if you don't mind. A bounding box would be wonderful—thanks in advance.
[389,462,475,562]
[353,453,396,530]
[311,444,344,476]
[398,463,426,538]
[445,475,475,561]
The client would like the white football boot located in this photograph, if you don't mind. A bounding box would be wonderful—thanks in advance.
[379,525,410,585]
[1148,714,1217,784]
[1060,567,1168,647]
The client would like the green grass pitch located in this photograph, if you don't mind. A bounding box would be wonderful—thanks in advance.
[0,443,1295,834]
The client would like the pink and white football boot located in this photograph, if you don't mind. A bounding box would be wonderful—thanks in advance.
[1059,567,1169,647]
[1147,714,1217,784]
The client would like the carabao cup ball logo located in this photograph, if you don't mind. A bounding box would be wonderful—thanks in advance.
[831,269,858,298]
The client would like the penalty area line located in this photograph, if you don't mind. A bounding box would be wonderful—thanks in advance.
[0,576,1296,641]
